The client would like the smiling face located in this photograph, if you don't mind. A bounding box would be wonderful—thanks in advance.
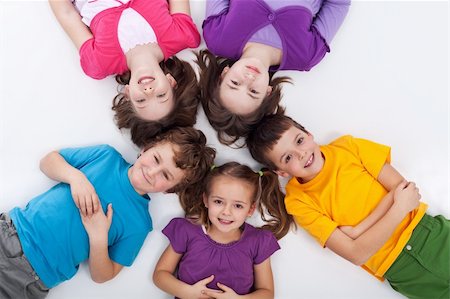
[125,68,177,121]
[203,175,256,240]
[219,58,272,115]
[266,126,324,183]
[128,142,185,195]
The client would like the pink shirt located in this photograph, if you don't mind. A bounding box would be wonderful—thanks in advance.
[79,0,200,79]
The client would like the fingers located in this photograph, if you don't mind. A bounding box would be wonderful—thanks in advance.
[106,203,113,223]
[396,180,408,190]
[216,282,232,292]
[75,194,100,217]
[201,274,215,284]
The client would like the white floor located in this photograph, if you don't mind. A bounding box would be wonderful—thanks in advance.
[0,1,448,298]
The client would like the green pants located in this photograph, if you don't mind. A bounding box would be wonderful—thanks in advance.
[384,214,450,299]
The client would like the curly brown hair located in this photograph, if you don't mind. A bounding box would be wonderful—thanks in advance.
[195,49,291,147]
[141,127,216,200]
[113,56,200,148]
[184,162,293,240]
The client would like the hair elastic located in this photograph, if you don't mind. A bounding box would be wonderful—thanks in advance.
[258,170,264,177]
[210,164,217,171]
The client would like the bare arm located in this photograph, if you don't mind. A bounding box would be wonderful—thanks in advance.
[48,0,93,50]
[326,181,420,265]
[153,245,220,299]
[168,0,191,15]
[81,203,124,283]
[40,151,99,216]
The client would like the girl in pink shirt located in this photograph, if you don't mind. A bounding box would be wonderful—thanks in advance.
[49,0,201,147]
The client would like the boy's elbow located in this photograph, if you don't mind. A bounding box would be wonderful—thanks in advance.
[347,247,370,266]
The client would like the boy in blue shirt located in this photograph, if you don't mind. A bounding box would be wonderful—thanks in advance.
[0,127,215,298]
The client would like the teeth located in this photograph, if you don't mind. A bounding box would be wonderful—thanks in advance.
[140,78,152,84]
[305,154,313,167]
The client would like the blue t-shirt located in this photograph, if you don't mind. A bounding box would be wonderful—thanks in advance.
[9,145,152,288]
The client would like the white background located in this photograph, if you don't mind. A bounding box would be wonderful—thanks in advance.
[0,1,448,298]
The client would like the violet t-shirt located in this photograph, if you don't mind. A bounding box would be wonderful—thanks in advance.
[162,218,280,295]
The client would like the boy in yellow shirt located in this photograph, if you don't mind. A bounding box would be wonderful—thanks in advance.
[246,114,449,299]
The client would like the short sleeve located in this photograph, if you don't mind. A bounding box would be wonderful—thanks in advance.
[165,13,200,57]
[162,218,190,254]
[254,230,280,264]
[285,190,338,247]
[59,144,115,170]
[79,38,108,80]
[109,231,149,266]
[351,137,391,180]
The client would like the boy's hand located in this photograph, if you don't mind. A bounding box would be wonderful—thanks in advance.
[186,275,222,299]
[393,180,421,215]
[80,203,113,241]
[204,282,240,299]
[70,171,100,217]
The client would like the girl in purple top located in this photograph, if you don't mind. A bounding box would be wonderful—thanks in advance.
[197,0,350,146]
[49,0,201,148]
[153,162,294,298]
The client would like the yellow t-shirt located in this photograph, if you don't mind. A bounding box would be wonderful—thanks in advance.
[285,135,427,278]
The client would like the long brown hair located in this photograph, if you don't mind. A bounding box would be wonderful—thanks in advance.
[195,49,291,147]
[113,56,200,148]
[185,162,293,240]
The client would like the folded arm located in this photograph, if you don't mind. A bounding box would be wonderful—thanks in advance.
[40,150,99,216]
[339,163,405,239]
[49,0,93,50]
[153,245,221,299]
[326,180,420,265]
[79,203,123,283]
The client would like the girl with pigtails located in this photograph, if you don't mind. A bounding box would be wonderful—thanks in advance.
[153,162,294,299]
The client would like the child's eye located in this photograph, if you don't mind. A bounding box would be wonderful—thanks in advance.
[285,155,292,164]
[162,172,169,180]
[213,199,223,205]
[231,80,239,86]
[235,204,243,209]
[296,137,304,145]
[250,89,258,94]
[154,155,160,164]
[157,93,166,98]
[136,98,145,103]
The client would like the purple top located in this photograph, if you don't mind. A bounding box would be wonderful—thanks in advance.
[163,218,280,295]
[203,0,350,71]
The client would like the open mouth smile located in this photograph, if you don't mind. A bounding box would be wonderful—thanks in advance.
[304,153,314,168]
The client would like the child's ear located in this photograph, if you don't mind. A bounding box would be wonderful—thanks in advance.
[166,73,178,88]
[247,203,257,217]
[266,85,273,96]
[220,66,230,80]
[202,193,208,208]
[274,169,290,178]
[123,85,130,99]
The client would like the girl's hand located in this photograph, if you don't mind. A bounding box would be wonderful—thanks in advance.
[70,172,100,217]
[204,282,240,299]
[393,181,421,215]
[80,203,113,242]
[186,275,222,299]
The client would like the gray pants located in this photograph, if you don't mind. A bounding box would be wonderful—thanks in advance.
[0,213,49,299]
